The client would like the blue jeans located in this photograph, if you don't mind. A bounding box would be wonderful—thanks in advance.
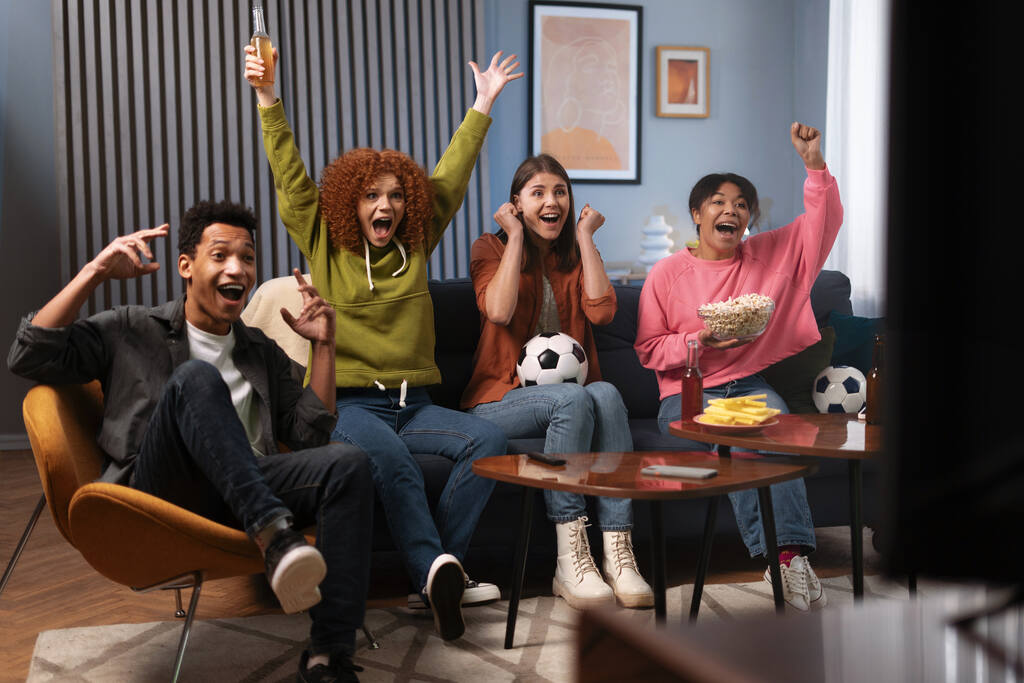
[130,360,373,656]
[657,374,816,557]
[469,382,633,531]
[331,386,506,588]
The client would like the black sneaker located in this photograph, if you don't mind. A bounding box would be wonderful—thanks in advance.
[264,527,327,614]
[297,650,363,683]
[425,553,466,641]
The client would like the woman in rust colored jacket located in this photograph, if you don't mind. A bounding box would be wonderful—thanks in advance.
[462,154,652,611]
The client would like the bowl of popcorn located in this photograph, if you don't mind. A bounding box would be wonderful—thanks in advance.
[697,293,775,341]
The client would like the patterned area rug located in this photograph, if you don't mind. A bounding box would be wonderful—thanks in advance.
[28,575,918,682]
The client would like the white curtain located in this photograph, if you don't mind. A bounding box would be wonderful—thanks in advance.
[824,0,890,317]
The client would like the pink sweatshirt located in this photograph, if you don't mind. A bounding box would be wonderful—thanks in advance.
[635,166,843,399]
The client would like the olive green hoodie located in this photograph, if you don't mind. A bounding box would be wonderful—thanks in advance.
[258,100,491,389]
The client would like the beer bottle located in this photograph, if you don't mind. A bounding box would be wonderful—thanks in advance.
[250,0,275,87]
[865,333,883,424]
[680,339,703,421]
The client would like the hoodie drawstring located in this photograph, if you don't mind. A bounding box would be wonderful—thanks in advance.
[373,378,408,409]
[362,236,409,291]
[391,237,408,277]
[362,237,375,291]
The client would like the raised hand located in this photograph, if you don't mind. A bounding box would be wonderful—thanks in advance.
[790,121,825,170]
[469,51,524,116]
[280,269,335,345]
[243,44,279,107]
[88,224,169,282]
[493,202,523,239]
[576,204,605,240]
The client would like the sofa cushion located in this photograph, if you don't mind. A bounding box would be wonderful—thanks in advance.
[592,285,663,419]
[810,270,853,326]
[759,326,836,414]
[427,279,480,410]
[827,311,884,376]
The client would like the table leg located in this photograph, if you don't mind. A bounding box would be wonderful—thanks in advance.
[757,486,784,613]
[505,486,536,650]
[649,500,667,623]
[849,459,864,600]
[689,495,719,622]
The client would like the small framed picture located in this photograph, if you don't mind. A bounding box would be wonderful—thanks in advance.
[529,1,643,183]
[656,46,709,118]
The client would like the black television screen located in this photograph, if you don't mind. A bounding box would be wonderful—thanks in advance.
[880,0,1024,585]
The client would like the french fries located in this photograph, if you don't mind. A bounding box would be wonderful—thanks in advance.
[700,394,781,425]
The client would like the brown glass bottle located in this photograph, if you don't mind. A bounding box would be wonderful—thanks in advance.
[250,0,275,87]
[680,339,703,422]
[865,333,883,424]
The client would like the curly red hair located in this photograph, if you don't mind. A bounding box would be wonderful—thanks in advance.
[318,148,434,254]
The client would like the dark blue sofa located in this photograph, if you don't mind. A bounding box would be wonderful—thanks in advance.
[367,270,877,595]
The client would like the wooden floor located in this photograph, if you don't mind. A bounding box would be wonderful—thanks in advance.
[0,448,880,682]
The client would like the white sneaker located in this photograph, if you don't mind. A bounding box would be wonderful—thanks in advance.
[764,560,809,612]
[791,555,827,608]
[602,530,654,608]
[424,554,465,640]
[408,577,500,609]
[552,517,614,609]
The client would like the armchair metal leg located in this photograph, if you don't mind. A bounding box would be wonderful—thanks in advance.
[173,588,187,618]
[0,494,46,596]
[361,623,381,650]
[170,580,204,683]
[133,571,206,683]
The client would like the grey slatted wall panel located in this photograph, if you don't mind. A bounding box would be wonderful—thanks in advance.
[53,0,488,315]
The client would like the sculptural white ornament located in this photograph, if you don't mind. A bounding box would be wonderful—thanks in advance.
[636,215,674,272]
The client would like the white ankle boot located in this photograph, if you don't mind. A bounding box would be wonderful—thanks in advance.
[602,530,654,608]
[552,517,614,609]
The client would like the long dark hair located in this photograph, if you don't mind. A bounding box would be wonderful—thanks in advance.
[499,154,579,272]
[688,172,761,233]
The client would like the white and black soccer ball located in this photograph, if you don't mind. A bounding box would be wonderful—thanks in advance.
[516,332,588,386]
[812,365,867,414]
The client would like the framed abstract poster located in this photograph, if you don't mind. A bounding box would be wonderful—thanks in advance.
[529,1,643,183]
[656,46,709,118]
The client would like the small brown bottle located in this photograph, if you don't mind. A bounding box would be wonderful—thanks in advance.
[680,339,703,421]
[865,333,883,424]
[250,0,275,87]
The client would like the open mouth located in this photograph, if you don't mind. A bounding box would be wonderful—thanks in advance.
[539,213,561,226]
[372,218,393,239]
[715,221,739,235]
[217,284,245,302]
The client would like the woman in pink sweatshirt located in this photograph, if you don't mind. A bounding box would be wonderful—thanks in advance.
[635,122,843,612]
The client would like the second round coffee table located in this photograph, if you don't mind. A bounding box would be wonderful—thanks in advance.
[472,450,817,648]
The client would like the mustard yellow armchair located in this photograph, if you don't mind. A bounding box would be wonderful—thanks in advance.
[18,381,265,681]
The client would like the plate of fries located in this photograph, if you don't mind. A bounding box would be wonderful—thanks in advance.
[694,394,781,433]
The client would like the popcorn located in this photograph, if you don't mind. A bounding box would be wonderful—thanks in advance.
[697,293,775,340]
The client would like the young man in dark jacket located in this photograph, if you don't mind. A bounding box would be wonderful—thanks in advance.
[8,200,372,682]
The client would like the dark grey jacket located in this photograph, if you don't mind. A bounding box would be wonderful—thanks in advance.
[7,295,336,483]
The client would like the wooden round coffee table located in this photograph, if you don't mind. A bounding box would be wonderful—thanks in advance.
[473,451,817,648]
[669,414,882,598]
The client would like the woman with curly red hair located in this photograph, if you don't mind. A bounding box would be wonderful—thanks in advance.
[245,45,521,658]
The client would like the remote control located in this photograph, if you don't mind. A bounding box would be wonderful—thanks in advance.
[641,465,718,479]
[526,451,567,466]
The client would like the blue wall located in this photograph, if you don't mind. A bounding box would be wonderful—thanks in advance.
[483,0,829,264]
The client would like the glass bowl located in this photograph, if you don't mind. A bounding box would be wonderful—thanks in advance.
[697,296,775,341]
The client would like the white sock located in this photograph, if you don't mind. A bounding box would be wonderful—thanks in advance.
[254,515,290,554]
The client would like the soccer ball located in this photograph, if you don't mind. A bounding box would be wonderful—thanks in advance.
[516,332,588,386]
[812,365,867,414]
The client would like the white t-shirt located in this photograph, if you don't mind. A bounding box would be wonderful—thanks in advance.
[186,321,265,456]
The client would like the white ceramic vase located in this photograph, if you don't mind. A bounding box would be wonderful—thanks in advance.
[636,215,674,272]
